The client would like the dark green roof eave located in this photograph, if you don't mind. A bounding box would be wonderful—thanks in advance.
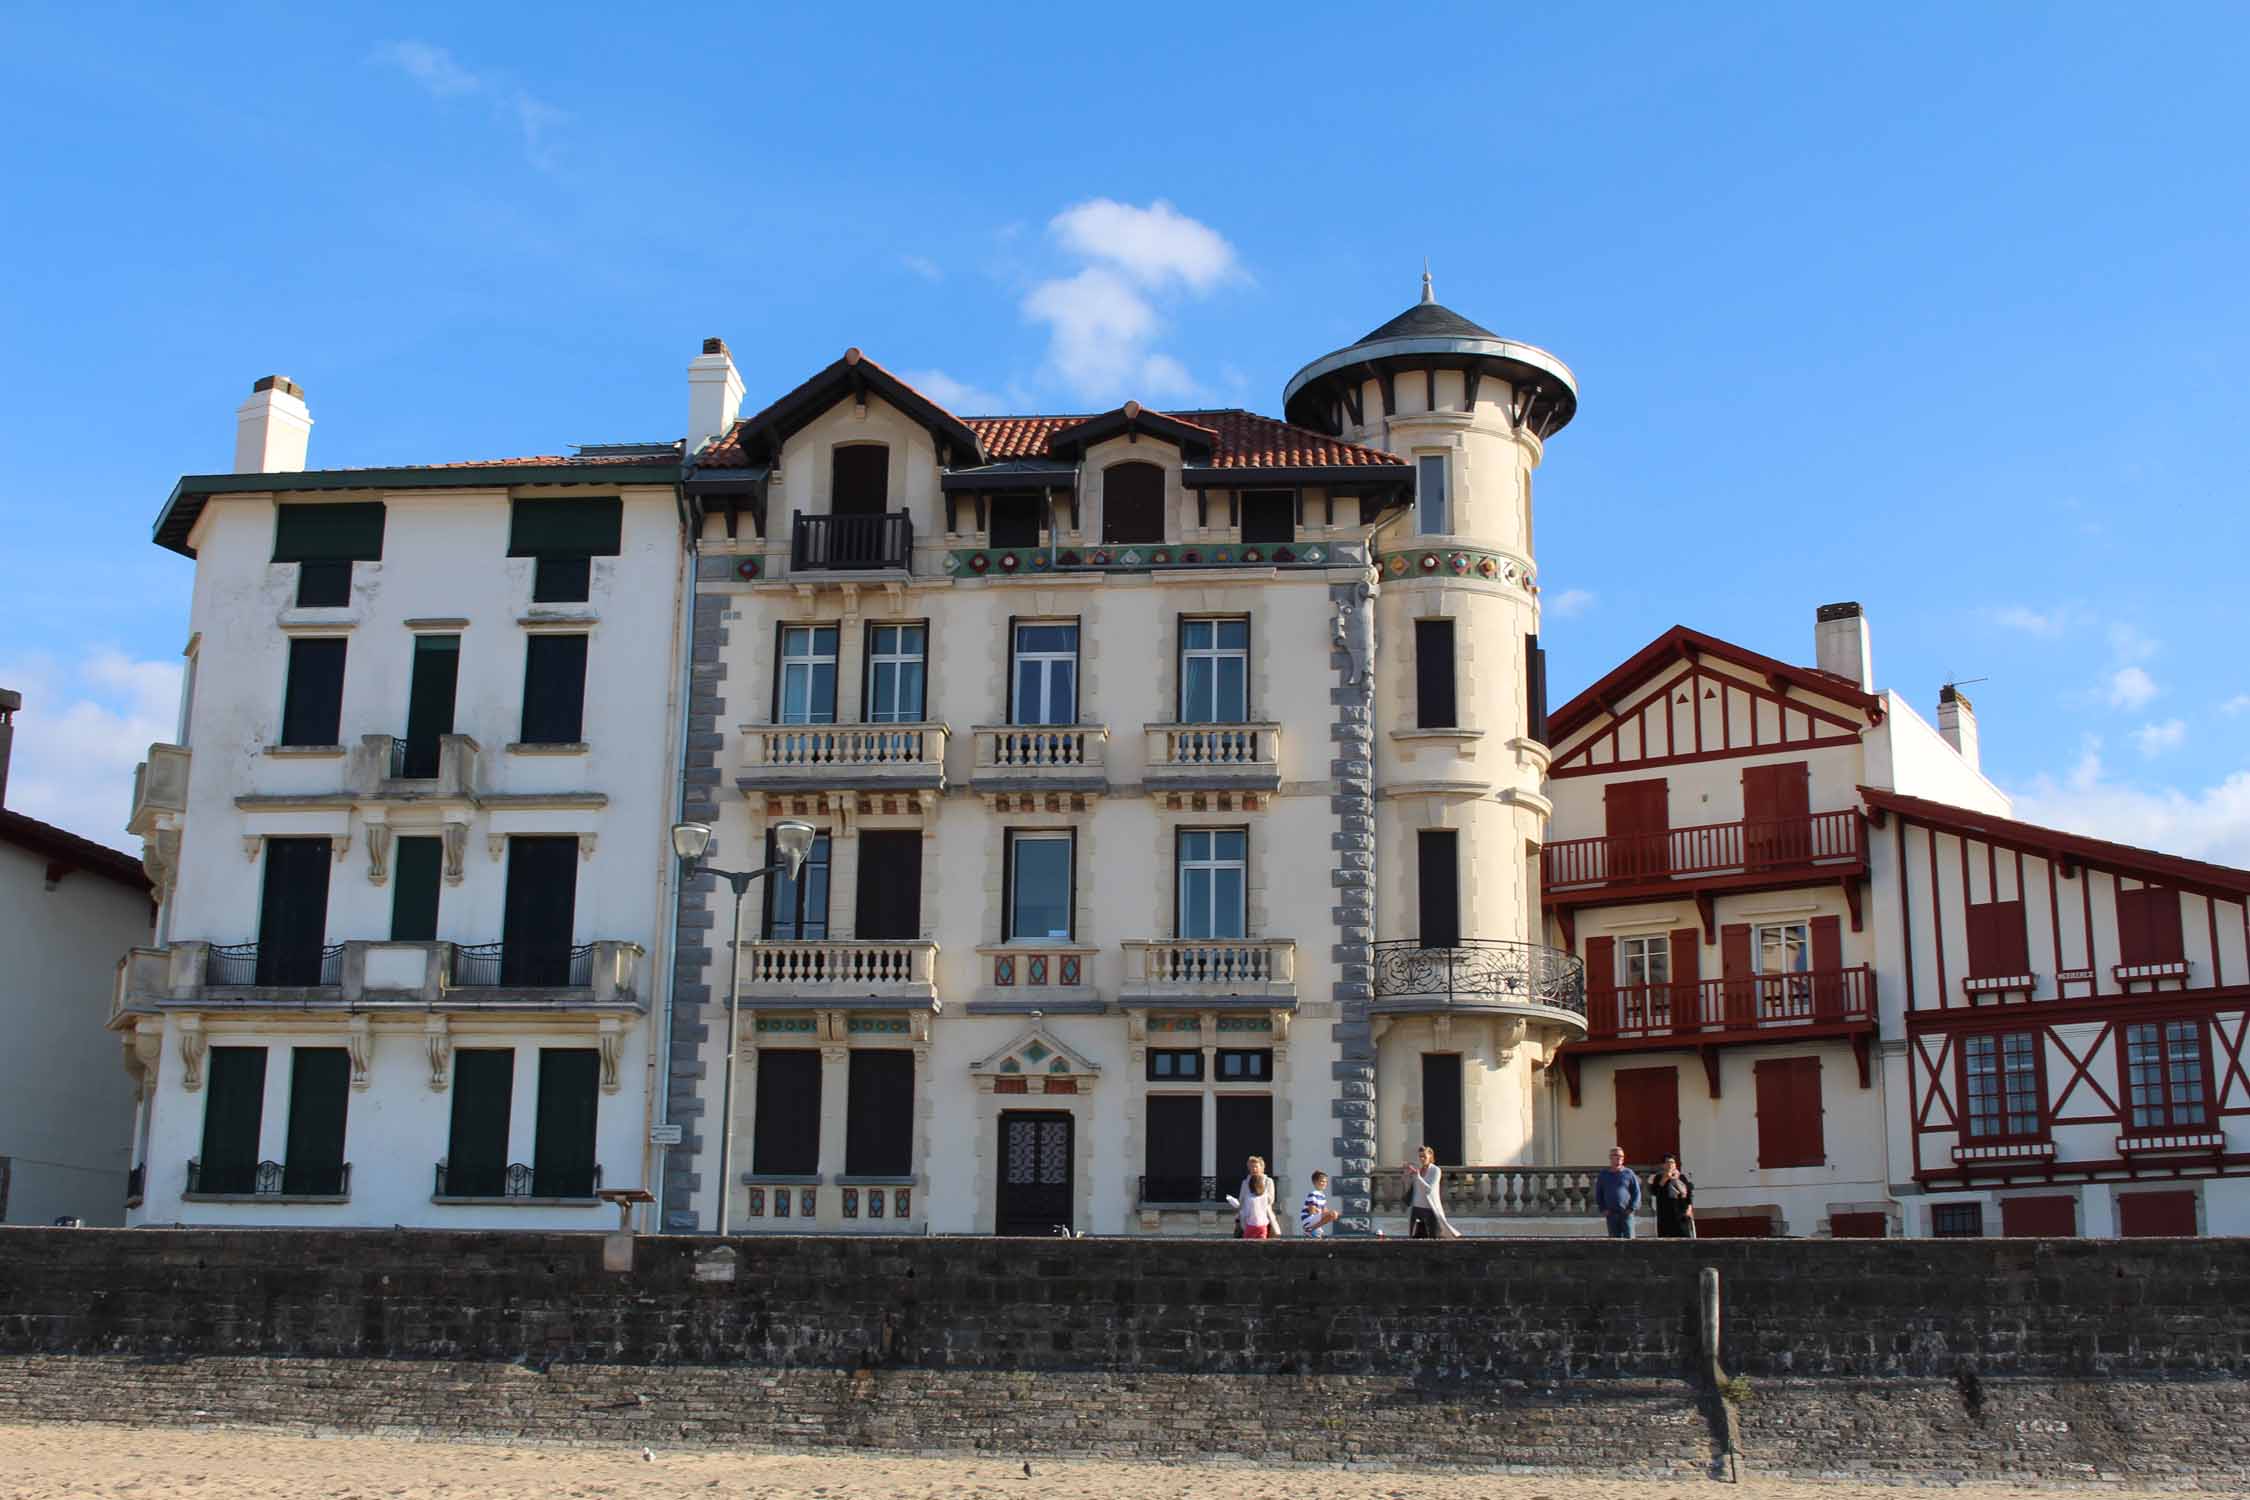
[151,463,683,556]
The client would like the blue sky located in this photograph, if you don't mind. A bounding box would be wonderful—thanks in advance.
[2,4,2247,857]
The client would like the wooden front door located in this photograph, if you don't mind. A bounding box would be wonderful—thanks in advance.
[996,1110,1074,1235]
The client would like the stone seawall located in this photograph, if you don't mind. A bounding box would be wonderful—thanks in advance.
[3,1229,2248,1481]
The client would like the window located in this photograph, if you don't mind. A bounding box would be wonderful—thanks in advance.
[751,1050,821,1175]
[532,1049,600,1197]
[519,634,588,745]
[1179,618,1249,722]
[1525,633,1548,742]
[2118,1190,2197,1237]
[1417,830,1460,948]
[196,1046,268,1195]
[776,625,840,725]
[2000,1195,2075,1238]
[390,836,442,941]
[1216,1048,1272,1081]
[831,444,889,517]
[1966,899,2031,978]
[533,555,591,604]
[279,637,347,746]
[1420,1054,1463,1165]
[1101,461,1165,544]
[445,1049,515,1197]
[1620,934,1670,988]
[1009,622,1078,726]
[1930,1202,1985,1238]
[1142,1093,1203,1202]
[1004,832,1073,940]
[864,624,926,724]
[1614,1066,1680,1164]
[282,1047,350,1196]
[274,502,385,608]
[1829,1212,1889,1239]
[1753,1056,1825,1167]
[853,829,922,939]
[402,634,459,778]
[1215,1094,1274,1186]
[2122,1019,2209,1132]
[509,498,621,606]
[1414,619,1457,728]
[1415,454,1449,535]
[2117,886,2186,968]
[763,830,831,940]
[501,836,580,986]
[1754,922,1811,975]
[1239,490,1294,544]
[1146,1049,1204,1081]
[1176,829,1247,940]
[255,836,333,986]
[988,493,1043,549]
[1961,1031,2043,1141]
[845,1050,915,1177]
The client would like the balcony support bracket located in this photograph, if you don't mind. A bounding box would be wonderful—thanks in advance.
[1853,1031,1873,1090]
[1842,874,1864,933]
[1696,890,1716,945]
[1699,1044,1723,1100]
[1555,908,1575,953]
[1558,1049,1581,1108]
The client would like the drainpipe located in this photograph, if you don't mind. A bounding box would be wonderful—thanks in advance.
[650,479,698,1232]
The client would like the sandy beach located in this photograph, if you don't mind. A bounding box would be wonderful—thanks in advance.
[0,1423,2202,1499]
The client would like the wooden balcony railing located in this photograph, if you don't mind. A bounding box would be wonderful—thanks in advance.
[1543,809,1863,890]
[1371,1164,1655,1218]
[1586,964,1875,1040]
[791,511,913,572]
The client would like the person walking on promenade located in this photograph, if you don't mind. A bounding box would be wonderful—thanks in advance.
[1402,1145,1460,1239]
[1594,1146,1642,1238]
[1300,1170,1340,1237]
[1651,1153,1696,1238]
[1238,1169,1278,1239]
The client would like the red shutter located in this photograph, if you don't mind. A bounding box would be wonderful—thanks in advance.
[1720,923,1754,1026]
[1743,761,1812,866]
[1694,1214,1775,1239]
[2148,889,2184,964]
[1614,1067,1680,1164]
[1999,1195,2076,1237]
[1755,1057,1823,1168]
[1669,927,1702,1031]
[2117,1190,2197,1237]
[1810,914,1843,1018]
[1829,1211,1888,1239]
[1585,936,1617,1035]
[1604,779,1669,878]
[1967,900,2030,978]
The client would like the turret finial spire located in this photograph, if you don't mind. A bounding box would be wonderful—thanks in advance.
[1420,260,1434,304]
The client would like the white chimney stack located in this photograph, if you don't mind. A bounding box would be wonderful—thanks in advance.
[0,687,18,809]
[1814,601,1874,691]
[1938,685,1980,771]
[687,337,745,458]
[233,375,312,473]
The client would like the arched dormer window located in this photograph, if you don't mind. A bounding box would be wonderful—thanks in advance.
[831,443,889,517]
[1102,461,1165,545]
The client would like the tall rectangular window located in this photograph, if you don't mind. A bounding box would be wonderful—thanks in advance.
[763,829,831,939]
[864,623,927,723]
[844,1049,915,1177]
[2123,1019,2209,1132]
[1010,621,1079,726]
[776,625,839,725]
[1176,829,1247,940]
[282,1047,350,1196]
[1005,831,1074,940]
[391,836,442,941]
[1620,934,1670,988]
[1179,618,1249,722]
[532,1048,600,1197]
[274,502,385,608]
[402,634,459,778]
[1417,830,1460,948]
[255,836,333,986]
[1962,1032,2043,1141]
[1419,1053,1463,1165]
[510,497,621,605]
[1215,1093,1275,1188]
[1416,454,1450,535]
[1414,619,1457,728]
[445,1049,514,1196]
[519,634,588,745]
[196,1046,268,1194]
[1142,1094,1204,1203]
[280,637,347,746]
[1753,1056,1825,1167]
[1754,921,1811,974]
[752,1050,821,1175]
[831,444,890,517]
[501,836,579,986]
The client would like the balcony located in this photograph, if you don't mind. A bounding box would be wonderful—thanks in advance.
[738,722,948,795]
[1370,938,1587,1025]
[1119,939,1297,1006]
[127,744,191,836]
[1142,723,1281,794]
[1371,1164,1655,1222]
[451,941,596,989]
[348,732,479,800]
[206,942,345,989]
[967,725,1109,798]
[433,1161,603,1203]
[1585,966,1876,1043]
[791,511,913,574]
[737,939,940,1005]
[111,938,647,1015]
[1542,809,1866,905]
[184,1158,351,1202]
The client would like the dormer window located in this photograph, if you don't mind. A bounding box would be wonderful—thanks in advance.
[1102,461,1165,545]
[832,443,889,516]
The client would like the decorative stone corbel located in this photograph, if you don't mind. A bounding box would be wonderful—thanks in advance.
[1494,1017,1528,1066]
[1271,1010,1292,1044]
[330,832,352,863]
[424,1015,453,1092]
[133,1021,162,1078]
[486,833,507,862]
[818,1010,848,1044]
[1371,1015,1394,1045]
[140,828,181,902]
[579,832,598,860]
[177,1014,207,1091]
[909,1011,932,1045]
[347,1014,373,1090]
[441,823,468,886]
[365,823,393,886]
[241,835,263,863]
[820,1043,850,1065]
[597,1017,623,1094]
[1432,1012,1453,1049]
[1124,1011,1147,1043]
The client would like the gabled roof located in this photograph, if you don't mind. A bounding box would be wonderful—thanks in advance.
[1548,625,1885,745]
[0,809,153,895]
[1045,403,1218,462]
[697,349,986,469]
[1859,787,2250,901]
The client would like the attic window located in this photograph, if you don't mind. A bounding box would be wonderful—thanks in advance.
[1239,490,1294,544]
[274,503,385,607]
[832,444,889,517]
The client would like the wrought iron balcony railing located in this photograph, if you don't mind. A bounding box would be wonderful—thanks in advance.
[791,511,913,572]
[451,941,596,989]
[205,942,346,988]
[1372,938,1586,1015]
[433,1161,603,1200]
[185,1159,351,1198]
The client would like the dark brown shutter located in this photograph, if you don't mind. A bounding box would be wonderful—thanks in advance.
[1143,1095,1203,1198]
[519,634,588,744]
[1999,1195,2076,1237]
[1603,779,1668,878]
[1614,1066,1680,1163]
[1829,1212,1888,1238]
[1669,927,1702,1030]
[1417,830,1460,947]
[1101,461,1165,544]
[751,1049,822,1175]
[831,445,889,517]
[1584,935,1616,1032]
[280,637,347,746]
[1414,619,1457,728]
[1755,1057,1825,1168]
[1215,1093,1277,1183]
[1810,914,1843,1019]
[2117,1190,2196,1237]
[1418,1054,1463,1166]
[854,830,923,939]
[844,1049,915,1177]
[1721,923,1754,1026]
[1966,899,2029,977]
[1004,615,1019,723]
[1743,761,1812,865]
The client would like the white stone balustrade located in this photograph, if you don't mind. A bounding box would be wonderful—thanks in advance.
[739,723,947,791]
[1121,938,1297,998]
[1142,723,1282,791]
[1370,1164,1656,1218]
[967,725,1109,794]
[737,939,940,1001]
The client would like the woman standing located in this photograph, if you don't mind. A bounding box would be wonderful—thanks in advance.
[1652,1154,1696,1238]
[1401,1145,1461,1239]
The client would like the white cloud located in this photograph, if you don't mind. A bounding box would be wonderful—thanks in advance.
[0,648,181,854]
[1048,198,1241,293]
[2107,665,2158,710]
[2107,622,2159,664]
[1548,588,1596,619]
[373,40,480,97]
[1991,605,2067,637]
[900,255,943,282]
[2011,738,2250,868]
[1022,201,1240,404]
[2223,694,2250,716]
[898,368,1007,415]
[2132,719,2187,758]
[373,41,566,173]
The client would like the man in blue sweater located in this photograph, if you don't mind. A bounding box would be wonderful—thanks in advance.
[1594,1145,1643,1239]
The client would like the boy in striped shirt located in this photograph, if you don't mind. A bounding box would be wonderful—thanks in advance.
[1300,1171,1340,1237]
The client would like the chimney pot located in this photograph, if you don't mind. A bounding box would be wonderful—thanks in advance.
[686,339,746,458]
[1813,601,1874,692]
[1938,686,1981,771]
[701,337,728,356]
[0,686,19,809]
[234,375,313,473]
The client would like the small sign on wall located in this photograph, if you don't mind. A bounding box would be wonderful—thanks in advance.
[649,1123,683,1146]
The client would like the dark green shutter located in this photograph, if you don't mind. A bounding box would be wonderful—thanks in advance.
[390,837,442,941]
[1415,619,1457,728]
[844,1049,914,1176]
[280,637,347,746]
[1417,830,1460,947]
[1143,1094,1203,1200]
[533,1049,601,1196]
[402,635,460,775]
[853,830,922,939]
[283,1047,350,1194]
[1214,1094,1275,1186]
[508,497,622,557]
[519,634,588,744]
[501,836,579,985]
[256,837,333,985]
[199,1047,268,1189]
[447,1049,515,1195]
[273,502,385,562]
[1419,1054,1464,1165]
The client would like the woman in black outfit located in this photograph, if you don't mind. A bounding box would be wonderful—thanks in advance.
[1652,1153,1695,1238]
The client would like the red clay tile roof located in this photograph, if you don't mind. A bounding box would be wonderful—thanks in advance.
[0,809,153,894]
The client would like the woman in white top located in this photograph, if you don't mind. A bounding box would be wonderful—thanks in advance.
[1402,1145,1462,1239]
[1235,1154,1278,1238]
[1238,1171,1278,1239]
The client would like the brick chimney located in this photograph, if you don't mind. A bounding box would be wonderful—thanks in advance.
[234,375,312,473]
[1814,602,1873,691]
[0,687,19,808]
[1938,684,1980,771]
[687,337,745,458]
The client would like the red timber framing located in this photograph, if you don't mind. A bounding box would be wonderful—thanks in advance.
[1872,786,2250,1190]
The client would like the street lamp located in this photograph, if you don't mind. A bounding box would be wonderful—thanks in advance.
[671,817,815,1236]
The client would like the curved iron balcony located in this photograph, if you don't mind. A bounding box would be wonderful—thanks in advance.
[1371,937,1586,1019]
